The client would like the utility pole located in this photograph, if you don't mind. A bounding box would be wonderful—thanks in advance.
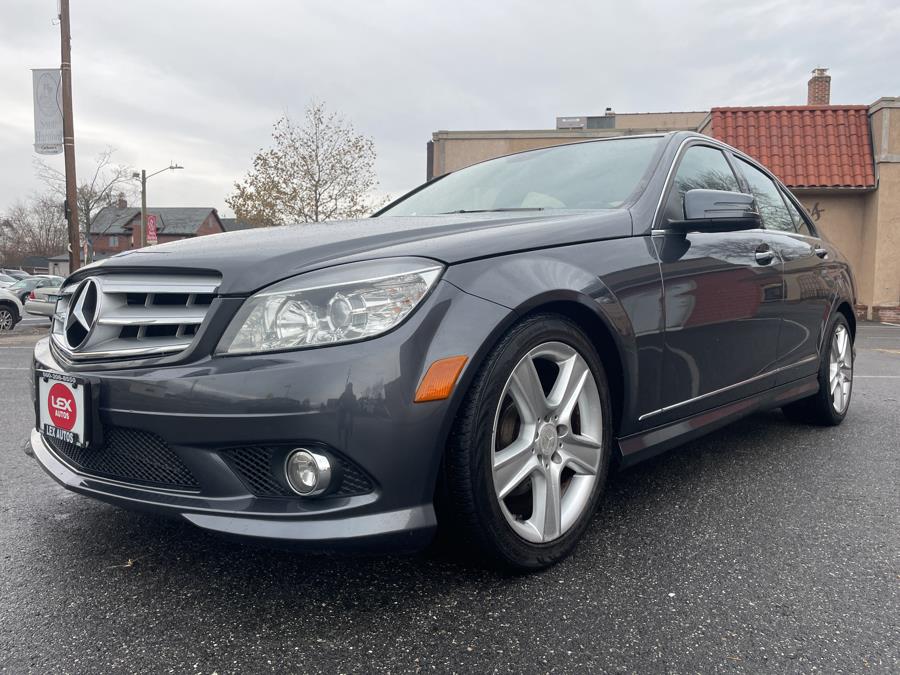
[134,164,184,247]
[59,0,81,272]
[140,169,147,248]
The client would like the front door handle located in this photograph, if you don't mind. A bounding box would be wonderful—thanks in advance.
[814,247,828,259]
[755,246,775,265]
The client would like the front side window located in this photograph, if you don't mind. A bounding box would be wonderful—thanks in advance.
[380,137,663,216]
[779,189,814,237]
[736,158,796,233]
[664,145,740,221]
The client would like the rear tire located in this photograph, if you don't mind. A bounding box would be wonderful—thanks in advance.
[444,314,612,571]
[782,313,853,426]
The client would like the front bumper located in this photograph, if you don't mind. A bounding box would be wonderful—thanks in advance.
[28,280,509,550]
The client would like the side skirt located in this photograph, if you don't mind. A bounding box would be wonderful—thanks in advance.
[615,375,819,468]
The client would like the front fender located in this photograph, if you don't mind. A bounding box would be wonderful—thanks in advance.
[444,238,666,435]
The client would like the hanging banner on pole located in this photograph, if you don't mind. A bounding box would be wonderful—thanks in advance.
[32,68,64,155]
[146,214,159,245]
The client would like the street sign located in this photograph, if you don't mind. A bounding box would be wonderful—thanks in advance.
[146,214,158,245]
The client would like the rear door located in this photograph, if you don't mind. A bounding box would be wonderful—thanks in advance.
[733,158,832,382]
[651,143,783,424]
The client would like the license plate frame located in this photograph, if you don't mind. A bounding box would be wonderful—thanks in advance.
[35,370,95,448]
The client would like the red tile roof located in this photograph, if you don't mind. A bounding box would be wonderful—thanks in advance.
[708,105,875,189]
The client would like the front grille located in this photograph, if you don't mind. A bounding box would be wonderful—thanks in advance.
[51,273,220,361]
[46,426,200,491]
[222,446,374,498]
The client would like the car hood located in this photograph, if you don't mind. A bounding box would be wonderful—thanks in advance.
[76,210,631,294]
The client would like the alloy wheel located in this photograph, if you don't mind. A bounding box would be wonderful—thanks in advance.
[491,341,603,543]
[0,308,13,331]
[829,324,852,413]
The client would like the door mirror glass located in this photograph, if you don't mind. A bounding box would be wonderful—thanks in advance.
[669,189,762,233]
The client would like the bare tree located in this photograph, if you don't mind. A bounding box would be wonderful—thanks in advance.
[0,195,68,266]
[36,147,136,259]
[227,102,378,227]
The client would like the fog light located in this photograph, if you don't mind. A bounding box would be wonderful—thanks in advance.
[285,449,332,496]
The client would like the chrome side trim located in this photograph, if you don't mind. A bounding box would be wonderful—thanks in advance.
[637,354,818,421]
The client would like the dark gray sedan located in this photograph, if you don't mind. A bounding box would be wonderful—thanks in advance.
[29,132,855,570]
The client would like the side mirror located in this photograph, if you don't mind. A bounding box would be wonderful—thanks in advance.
[669,189,761,233]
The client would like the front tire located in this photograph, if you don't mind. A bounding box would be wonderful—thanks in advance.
[0,305,17,331]
[444,314,612,571]
[782,313,853,426]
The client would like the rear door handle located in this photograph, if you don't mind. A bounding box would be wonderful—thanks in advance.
[814,247,828,259]
[755,249,775,265]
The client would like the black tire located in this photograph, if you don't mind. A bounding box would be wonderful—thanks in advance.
[443,313,612,571]
[782,312,853,426]
[0,303,17,331]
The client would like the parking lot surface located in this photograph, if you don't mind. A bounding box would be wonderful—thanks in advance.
[1,323,898,673]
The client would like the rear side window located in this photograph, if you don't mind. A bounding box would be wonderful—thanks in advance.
[664,145,739,221]
[779,189,814,237]
[736,158,796,233]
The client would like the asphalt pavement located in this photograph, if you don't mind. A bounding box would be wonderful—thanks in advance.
[1,323,898,673]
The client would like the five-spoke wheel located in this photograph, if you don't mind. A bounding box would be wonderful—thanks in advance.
[829,323,853,414]
[444,314,611,571]
[783,312,854,426]
[492,342,603,544]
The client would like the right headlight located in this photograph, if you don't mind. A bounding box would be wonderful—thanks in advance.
[216,257,443,355]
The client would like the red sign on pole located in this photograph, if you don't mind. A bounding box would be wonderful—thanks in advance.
[146,214,158,245]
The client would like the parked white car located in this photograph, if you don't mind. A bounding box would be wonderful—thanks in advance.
[0,273,18,288]
[0,287,25,331]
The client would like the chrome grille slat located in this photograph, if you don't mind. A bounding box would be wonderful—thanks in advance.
[51,273,221,361]
[98,306,208,326]
[85,275,220,294]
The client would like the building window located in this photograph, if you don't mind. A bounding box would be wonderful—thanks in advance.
[109,235,119,247]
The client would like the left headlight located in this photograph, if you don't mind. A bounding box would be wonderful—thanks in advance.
[216,257,443,355]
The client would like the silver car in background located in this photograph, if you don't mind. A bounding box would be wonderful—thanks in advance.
[24,285,62,318]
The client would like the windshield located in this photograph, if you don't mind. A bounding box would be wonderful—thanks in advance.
[10,279,33,291]
[381,136,663,217]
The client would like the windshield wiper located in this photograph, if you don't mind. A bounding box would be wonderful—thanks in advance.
[436,207,546,215]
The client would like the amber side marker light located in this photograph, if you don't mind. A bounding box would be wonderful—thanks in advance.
[414,355,469,402]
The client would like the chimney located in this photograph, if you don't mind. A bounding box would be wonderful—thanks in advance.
[116,193,127,209]
[807,68,831,105]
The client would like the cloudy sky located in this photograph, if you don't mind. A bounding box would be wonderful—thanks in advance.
[1,0,896,216]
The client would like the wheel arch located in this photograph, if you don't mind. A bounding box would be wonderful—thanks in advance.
[516,298,627,437]
[0,299,21,323]
[835,301,856,341]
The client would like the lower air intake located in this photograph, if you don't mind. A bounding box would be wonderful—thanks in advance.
[46,426,200,491]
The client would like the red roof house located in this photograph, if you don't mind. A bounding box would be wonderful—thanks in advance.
[705,105,876,189]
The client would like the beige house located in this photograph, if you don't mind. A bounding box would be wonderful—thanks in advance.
[426,71,899,321]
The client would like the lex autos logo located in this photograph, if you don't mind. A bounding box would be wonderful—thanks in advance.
[50,394,72,413]
[47,383,77,431]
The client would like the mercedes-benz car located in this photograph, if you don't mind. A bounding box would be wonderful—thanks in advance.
[28,132,856,570]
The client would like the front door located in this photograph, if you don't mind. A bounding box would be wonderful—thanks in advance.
[650,144,784,424]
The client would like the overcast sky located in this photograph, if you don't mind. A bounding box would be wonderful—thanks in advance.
[1,0,896,217]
